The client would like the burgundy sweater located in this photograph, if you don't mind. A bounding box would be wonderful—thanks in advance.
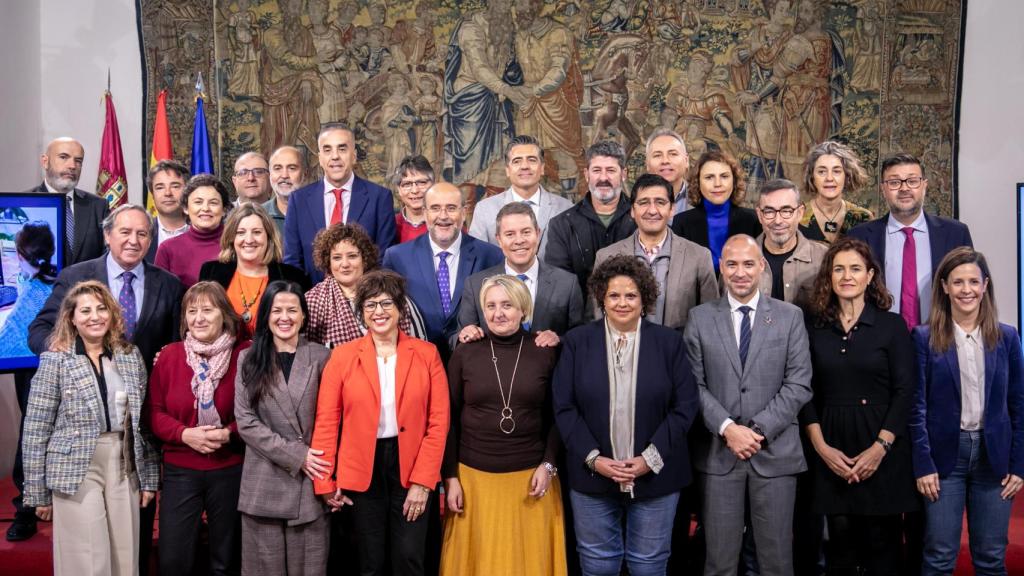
[155,224,224,288]
[145,340,250,470]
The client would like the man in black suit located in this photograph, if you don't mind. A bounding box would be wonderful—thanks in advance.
[144,159,189,262]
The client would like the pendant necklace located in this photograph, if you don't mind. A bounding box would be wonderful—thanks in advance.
[490,336,524,435]
[238,275,267,323]
[814,198,843,234]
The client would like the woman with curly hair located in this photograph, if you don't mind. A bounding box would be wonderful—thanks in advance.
[800,237,919,575]
[800,141,874,243]
[552,254,699,576]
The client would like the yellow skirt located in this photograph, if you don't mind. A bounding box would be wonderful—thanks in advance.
[440,463,568,576]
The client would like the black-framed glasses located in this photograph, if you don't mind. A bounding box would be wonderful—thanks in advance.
[362,299,396,312]
[234,168,269,178]
[758,206,799,219]
[881,176,924,191]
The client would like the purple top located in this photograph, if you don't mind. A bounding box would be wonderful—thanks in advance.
[155,224,223,288]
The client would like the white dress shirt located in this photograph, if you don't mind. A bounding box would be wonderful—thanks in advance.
[953,323,986,431]
[322,172,355,226]
[718,290,761,435]
[884,211,932,318]
[376,355,399,438]
[45,180,74,217]
[505,258,539,306]
[429,233,462,300]
[511,187,541,214]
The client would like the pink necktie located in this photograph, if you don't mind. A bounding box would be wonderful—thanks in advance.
[900,227,919,330]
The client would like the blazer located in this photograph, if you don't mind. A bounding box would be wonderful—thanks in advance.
[552,319,700,497]
[310,331,450,494]
[22,346,160,506]
[593,232,719,329]
[684,295,813,478]
[29,183,110,267]
[456,260,584,337]
[28,255,183,370]
[198,259,312,293]
[468,187,574,260]
[670,202,762,250]
[235,339,331,525]
[382,233,503,359]
[910,324,1024,480]
[283,177,397,284]
[846,212,974,277]
[145,218,160,263]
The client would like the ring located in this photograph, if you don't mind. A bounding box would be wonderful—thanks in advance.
[540,490,546,497]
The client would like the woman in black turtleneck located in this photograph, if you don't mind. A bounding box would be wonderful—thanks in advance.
[440,275,566,576]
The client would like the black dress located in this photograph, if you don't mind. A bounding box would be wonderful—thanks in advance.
[799,304,920,515]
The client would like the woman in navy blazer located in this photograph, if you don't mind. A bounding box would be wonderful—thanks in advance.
[910,247,1024,575]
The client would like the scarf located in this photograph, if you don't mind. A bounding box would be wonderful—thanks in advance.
[185,331,236,427]
[311,277,418,347]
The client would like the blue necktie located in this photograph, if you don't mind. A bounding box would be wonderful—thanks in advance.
[516,273,531,331]
[738,305,753,367]
[119,271,137,340]
[65,195,74,261]
[437,251,452,316]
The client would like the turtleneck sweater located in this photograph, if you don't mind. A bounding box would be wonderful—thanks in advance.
[155,223,225,288]
[442,328,560,477]
[704,199,731,269]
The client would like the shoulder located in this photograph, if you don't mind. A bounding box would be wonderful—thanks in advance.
[596,235,631,259]
[540,262,577,284]
[547,191,574,210]
[548,203,580,226]
[385,236,421,260]
[354,176,391,197]
[845,201,874,220]
[59,257,104,282]
[463,234,502,256]
[641,320,684,344]
[275,262,308,281]
[291,181,322,200]
[300,339,331,362]
[153,342,188,372]
[926,213,971,235]
[563,319,603,346]
[467,265,501,285]
[911,324,931,344]
[998,323,1021,345]
[674,234,712,258]
[847,216,885,237]
[306,279,330,299]
[78,189,108,209]
[472,193,504,215]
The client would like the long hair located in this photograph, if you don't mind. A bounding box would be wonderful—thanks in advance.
[809,237,892,326]
[218,202,283,264]
[242,281,309,407]
[687,149,747,207]
[927,247,1000,352]
[48,280,131,353]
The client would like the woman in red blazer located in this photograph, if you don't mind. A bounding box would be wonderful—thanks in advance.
[311,269,449,576]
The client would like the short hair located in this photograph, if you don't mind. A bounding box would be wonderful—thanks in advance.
[880,152,926,179]
[147,159,189,191]
[629,173,674,205]
[802,140,867,197]
[15,221,57,282]
[312,223,379,276]
[504,135,544,165]
[233,151,268,171]
[317,122,354,145]
[218,202,283,264]
[758,179,800,203]
[180,281,240,340]
[687,149,747,207]
[390,155,435,188]
[589,254,660,316]
[644,127,687,157]
[182,173,231,215]
[102,204,152,233]
[586,140,626,170]
[809,237,892,326]
[495,201,539,235]
[49,280,131,353]
[479,275,534,325]
[269,146,304,167]
[354,270,409,326]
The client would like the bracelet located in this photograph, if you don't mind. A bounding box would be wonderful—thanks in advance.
[875,437,893,453]
[542,462,558,478]
[585,453,599,472]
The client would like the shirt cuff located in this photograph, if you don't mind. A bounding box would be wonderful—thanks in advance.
[641,444,664,474]
[585,449,600,470]
[718,418,735,437]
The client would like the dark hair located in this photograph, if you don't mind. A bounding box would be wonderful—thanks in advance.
[312,223,379,276]
[180,281,240,339]
[629,173,674,205]
[589,254,660,316]
[354,270,408,327]
[146,159,189,191]
[880,152,926,179]
[15,221,57,283]
[391,155,435,187]
[241,281,309,407]
[928,247,1000,352]
[758,178,799,198]
[586,140,626,169]
[504,134,544,165]
[318,122,354,143]
[495,201,539,234]
[687,149,747,207]
[182,173,231,217]
[809,237,893,326]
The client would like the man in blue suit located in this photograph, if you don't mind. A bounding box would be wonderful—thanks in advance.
[284,122,397,283]
[383,181,503,361]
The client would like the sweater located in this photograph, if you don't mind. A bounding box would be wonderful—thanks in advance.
[705,199,731,269]
[155,224,225,288]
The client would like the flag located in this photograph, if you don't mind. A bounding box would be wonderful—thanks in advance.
[96,90,128,208]
[191,73,214,176]
[148,89,174,214]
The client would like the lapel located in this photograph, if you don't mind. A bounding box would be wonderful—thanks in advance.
[70,354,104,424]
[146,220,159,262]
[663,234,686,317]
[72,190,87,262]
[394,332,415,409]
[743,296,773,375]
[112,351,139,419]
[924,213,945,271]
[271,366,302,436]
[939,346,962,406]
[535,187,552,229]
[870,217,889,270]
[347,177,370,225]
[357,334,381,407]
[452,235,475,316]
[983,341,998,416]
[712,297,743,377]
[134,262,160,337]
[413,235,442,319]
[533,261,555,327]
[306,183,327,231]
[587,323,611,439]
[692,204,711,246]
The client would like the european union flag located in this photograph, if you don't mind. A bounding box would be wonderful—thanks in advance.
[190,73,214,175]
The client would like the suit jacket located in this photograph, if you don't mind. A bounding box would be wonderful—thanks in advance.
[283,177,398,284]
[456,260,584,337]
[846,212,974,277]
[593,232,719,329]
[235,339,331,525]
[552,319,700,497]
[670,202,762,250]
[22,346,160,506]
[145,218,160,263]
[910,324,1024,480]
[684,295,812,478]
[310,331,450,493]
[468,187,574,260]
[28,256,183,370]
[382,233,503,359]
[29,183,109,266]
[198,259,312,293]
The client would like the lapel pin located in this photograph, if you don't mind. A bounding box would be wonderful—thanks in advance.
[764,316,773,325]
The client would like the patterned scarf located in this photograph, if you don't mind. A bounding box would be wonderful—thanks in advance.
[309,277,417,348]
[185,331,236,427]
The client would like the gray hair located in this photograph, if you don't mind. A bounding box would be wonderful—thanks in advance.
[644,128,687,157]
[102,204,152,233]
[586,140,626,169]
[758,178,801,203]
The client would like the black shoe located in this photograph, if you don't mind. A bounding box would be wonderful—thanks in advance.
[6,520,37,542]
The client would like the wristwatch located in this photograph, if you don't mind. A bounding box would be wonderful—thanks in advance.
[747,420,767,444]
[543,462,558,477]
[875,437,893,453]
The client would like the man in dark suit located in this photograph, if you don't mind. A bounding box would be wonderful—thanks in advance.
[284,123,397,283]
[848,152,973,331]
[144,159,189,262]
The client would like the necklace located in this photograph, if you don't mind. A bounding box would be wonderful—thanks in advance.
[490,337,524,435]
[814,198,844,234]
[238,274,267,323]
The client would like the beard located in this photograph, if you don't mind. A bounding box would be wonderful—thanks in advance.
[46,165,78,193]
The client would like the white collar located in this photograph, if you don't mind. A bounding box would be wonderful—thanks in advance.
[45,180,74,200]
[429,233,462,260]
[505,257,539,281]
[510,186,542,205]
[886,210,927,234]
[323,172,355,194]
[727,289,760,313]
[953,322,981,342]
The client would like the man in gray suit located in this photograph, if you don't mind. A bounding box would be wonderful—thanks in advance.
[593,173,718,329]
[468,135,573,260]
[457,201,584,347]
[684,234,812,576]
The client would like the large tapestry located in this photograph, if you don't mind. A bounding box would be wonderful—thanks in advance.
[140,0,965,217]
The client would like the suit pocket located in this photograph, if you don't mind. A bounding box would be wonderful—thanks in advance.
[46,436,73,455]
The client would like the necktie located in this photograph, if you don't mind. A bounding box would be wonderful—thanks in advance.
[119,271,137,340]
[65,195,75,260]
[330,188,344,225]
[437,251,452,316]
[516,273,532,331]
[900,227,919,330]
[738,305,753,367]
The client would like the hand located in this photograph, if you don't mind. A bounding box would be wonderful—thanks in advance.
[141,490,156,508]
[619,456,652,480]
[736,90,759,106]
[35,505,52,521]
[593,456,634,484]
[848,442,886,483]
[458,325,485,344]
[528,465,551,498]
[303,448,331,480]
[322,489,353,512]
[445,477,464,514]
[916,473,940,502]
[181,425,221,454]
[533,330,560,348]
[723,423,764,460]
[206,427,231,445]
[814,442,856,481]
[403,483,431,522]
[1001,474,1023,500]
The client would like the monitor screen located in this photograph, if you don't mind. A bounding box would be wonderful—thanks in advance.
[1019,183,1024,332]
[0,192,66,370]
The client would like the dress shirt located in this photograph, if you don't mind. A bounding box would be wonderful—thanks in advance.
[75,338,126,433]
[511,187,542,214]
[376,355,399,438]
[429,233,462,300]
[672,182,691,217]
[106,253,145,323]
[633,231,671,324]
[156,218,189,246]
[44,180,75,217]
[322,172,355,226]
[505,258,539,305]
[884,211,932,318]
[953,323,985,431]
[718,290,761,435]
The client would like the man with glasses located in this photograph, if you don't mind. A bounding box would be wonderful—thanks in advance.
[393,155,435,243]
[231,151,273,204]
[755,179,828,310]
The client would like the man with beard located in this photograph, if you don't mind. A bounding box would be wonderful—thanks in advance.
[145,159,189,262]
[262,146,305,236]
[645,128,693,216]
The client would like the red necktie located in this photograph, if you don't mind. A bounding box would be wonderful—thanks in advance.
[331,188,344,225]
[900,227,919,330]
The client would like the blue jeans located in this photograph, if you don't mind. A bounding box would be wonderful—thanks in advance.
[570,489,679,576]
[922,430,1014,576]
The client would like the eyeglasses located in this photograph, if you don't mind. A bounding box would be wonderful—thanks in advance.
[881,177,924,191]
[362,299,396,313]
[426,204,462,215]
[398,179,432,191]
[634,198,671,208]
[758,206,799,220]
[234,168,269,178]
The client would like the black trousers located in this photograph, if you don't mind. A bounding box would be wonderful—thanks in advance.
[826,513,903,576]
[159,462,242,576]
[11,369,35,524]
[347,438,431,576]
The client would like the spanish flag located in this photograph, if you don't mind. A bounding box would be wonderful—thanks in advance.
[148,89,173,214]
[97,90,128,208]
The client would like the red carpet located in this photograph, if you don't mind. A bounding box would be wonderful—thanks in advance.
[0,476,1021,574]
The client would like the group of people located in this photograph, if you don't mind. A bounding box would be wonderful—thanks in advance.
[8,124,1021,576]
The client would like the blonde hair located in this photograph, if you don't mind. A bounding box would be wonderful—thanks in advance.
[218,202,282,264]
[479,275,533,325]
[48,280,132,353]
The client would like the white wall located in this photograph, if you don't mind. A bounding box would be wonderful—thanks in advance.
[0,2,43,192]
